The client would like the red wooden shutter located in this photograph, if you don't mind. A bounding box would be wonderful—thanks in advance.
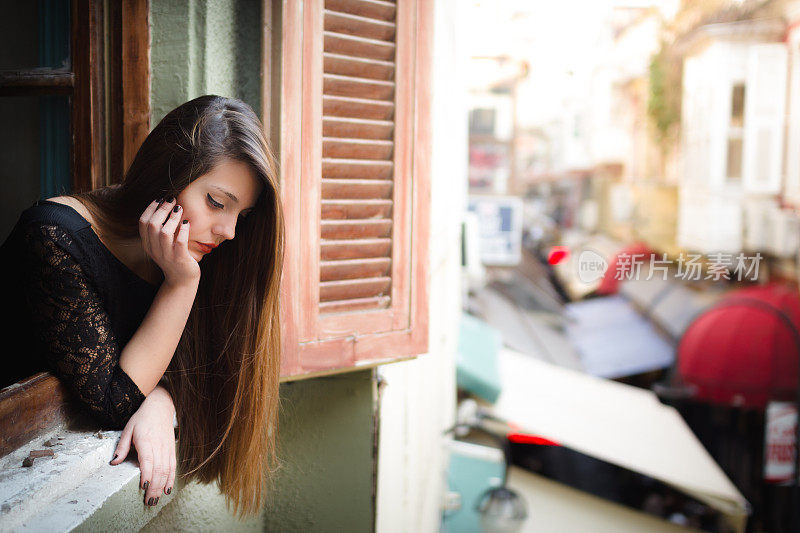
[279,0,431,378]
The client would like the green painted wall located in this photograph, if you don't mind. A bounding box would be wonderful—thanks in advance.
[150,0,262,125]
[265,371,377,533]
[149,2,378,530]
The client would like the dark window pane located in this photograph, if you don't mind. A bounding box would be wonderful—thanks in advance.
[0,0,71,70]
[0,95,71,243]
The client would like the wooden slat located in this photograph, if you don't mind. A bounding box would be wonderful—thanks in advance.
[300,0,325,342]
[319,295,391,314]
[322,178,393,199]
[324,10,396,42]
[320,257,392,281]
[323,137,393,160]
[320,276,392,301]
[0,69,74,95]
[323,116,393,139]
[72,0,106,191]
[323,95,394,120]
[278,0,305,375]
[324,31,396,61]
[323,158,393,179]
[322,219,392,239]
[120,0,151,179]
[325,0,396,22]
[321,238,392,260]
[323,74,394,100]
[323,52,394,81]
[0,374,72,458]
[322,199,393,219]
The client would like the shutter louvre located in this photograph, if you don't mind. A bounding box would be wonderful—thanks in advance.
[324,53,395,80]
[323,116,393,138]
[280,0,430,376]
[321,199,393,219]
[323,137,394,159]
[324,96,394,120]
[325,0,397,22]
[321,257,392,281]
[321,0,397,315]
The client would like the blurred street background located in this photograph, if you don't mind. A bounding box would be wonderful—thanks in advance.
[448,1,800,532]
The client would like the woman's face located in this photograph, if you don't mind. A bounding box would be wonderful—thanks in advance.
[176,158,263,262]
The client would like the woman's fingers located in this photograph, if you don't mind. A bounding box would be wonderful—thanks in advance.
[146,199,174,256]
[174,218,190,259]
[159,204,182,258]
[166,442,176,495]
[110,423,134,466]
[138,443,154,498]
[139,199,162,256]
[147,446,169,506]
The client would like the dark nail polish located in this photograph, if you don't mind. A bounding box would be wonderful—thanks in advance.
[154,497,159,505]
[109,454,118,465]
[173,205,180,213]
[166,487,172,495]
[157,197,164,204]
[148,497,154,506]
[182,220,188,225]
[166,196,175,203]
[143,481,149,491]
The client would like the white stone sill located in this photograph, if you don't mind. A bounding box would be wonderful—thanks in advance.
[0,424,175,532]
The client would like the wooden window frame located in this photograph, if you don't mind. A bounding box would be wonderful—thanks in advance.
[0,0,150,458]
[278,0,432,379]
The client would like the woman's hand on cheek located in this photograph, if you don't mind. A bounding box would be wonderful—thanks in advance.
[139,197,201,288]
[109,387,177,506]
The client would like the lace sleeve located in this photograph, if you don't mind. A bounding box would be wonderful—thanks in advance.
[23,223,147,429]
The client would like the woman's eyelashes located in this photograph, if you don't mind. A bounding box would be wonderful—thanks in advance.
[208,193,250,219]
[207,193,224,210]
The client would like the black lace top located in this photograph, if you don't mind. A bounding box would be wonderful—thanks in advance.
[0,200,162,429]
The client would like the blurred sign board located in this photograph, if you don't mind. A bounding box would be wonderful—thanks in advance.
[764,401,797,484]
[467,195,522,266]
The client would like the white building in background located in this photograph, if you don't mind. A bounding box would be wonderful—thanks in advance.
[784,1,800,209]
[587,5,668,173]
[677,18,800,258]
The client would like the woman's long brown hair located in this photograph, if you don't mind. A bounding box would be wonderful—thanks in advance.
[71,95,284,518]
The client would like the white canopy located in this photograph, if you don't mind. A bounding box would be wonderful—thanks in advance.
[493,348,750,532]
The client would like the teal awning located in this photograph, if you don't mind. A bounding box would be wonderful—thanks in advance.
[457,313,502,403]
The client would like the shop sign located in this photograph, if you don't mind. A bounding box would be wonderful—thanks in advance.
[764,401,798,484]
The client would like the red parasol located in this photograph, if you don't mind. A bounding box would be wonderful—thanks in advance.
[677,283,800,408]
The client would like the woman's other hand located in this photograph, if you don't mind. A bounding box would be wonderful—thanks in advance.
[109,385,177,506]
[139,197,200,287]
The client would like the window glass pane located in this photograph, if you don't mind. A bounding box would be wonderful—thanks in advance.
[470,108,497,136]
[0,95,71,243]
[726,137,743,181]
[0,0,71,70]
[730,83,745,128]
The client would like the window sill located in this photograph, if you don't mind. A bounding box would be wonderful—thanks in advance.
[0,422,174,531]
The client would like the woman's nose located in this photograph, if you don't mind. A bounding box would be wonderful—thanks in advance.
[214,218,236,241]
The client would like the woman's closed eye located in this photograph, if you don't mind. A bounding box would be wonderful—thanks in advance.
[207,193,224,210]
[208,193,251,219]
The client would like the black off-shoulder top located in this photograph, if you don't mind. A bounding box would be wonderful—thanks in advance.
[0,199,163,429]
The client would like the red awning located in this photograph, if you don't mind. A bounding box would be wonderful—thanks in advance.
[677,283,800,408]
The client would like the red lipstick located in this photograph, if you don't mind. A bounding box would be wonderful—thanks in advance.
[196,242,217,254]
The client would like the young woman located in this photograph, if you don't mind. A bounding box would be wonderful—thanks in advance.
[0,95,284,516]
